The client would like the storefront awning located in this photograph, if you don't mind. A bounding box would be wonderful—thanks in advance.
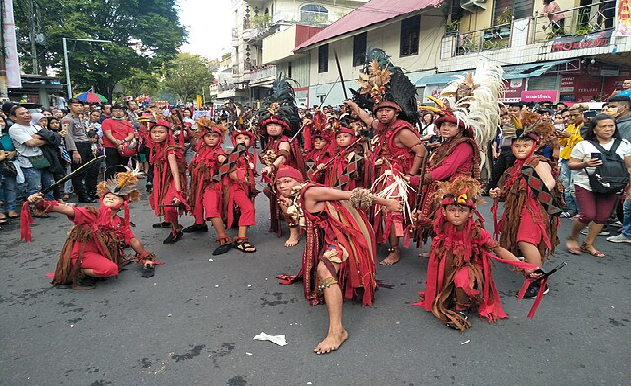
[416,60,574,86]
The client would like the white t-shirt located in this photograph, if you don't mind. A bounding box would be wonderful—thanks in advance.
[570,138,631,191]
[9,123,43,168]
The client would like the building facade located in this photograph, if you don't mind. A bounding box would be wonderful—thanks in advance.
[209,0,367,106]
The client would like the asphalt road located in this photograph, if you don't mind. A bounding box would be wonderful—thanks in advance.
[1,188,629,386]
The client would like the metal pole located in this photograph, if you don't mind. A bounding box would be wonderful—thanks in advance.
[63,37,72,97]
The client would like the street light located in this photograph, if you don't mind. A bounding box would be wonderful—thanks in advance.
[62,38,112,97]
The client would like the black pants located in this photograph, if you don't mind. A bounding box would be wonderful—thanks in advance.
[71,142,99,198]
[489,148,515,189]
[104,147,130,179]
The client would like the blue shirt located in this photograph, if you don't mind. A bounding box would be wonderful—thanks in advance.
[0,132,15,151]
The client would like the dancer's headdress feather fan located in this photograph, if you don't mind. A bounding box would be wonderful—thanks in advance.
[257,76,300,137]
[97,171,141,202]
[352,48,418,125]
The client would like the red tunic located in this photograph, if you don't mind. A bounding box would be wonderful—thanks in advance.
[226,151,257,228]
[149,140,187,222]
[188,144,225,222]
[371,119,419,244]
[278,184,378,306]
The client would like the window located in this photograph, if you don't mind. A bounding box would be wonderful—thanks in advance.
[353,33,367,67]
[493,0,533,24]
[400,15,420,57]
[318,44,329,73]
[301,4,328,24]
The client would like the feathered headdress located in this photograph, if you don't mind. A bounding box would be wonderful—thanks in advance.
[351,48,418,125]
[194,117,228,152]
[421,62,505,148]
[96,171,141,202]
[257,76,300,137]
[435,176,482,209]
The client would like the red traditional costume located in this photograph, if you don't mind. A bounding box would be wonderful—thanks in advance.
[20,172,156,287]
[149,120,188,226]
[277,169,377,306]
[256,78,306,236]
[414,177,541,331]
[496,143,562,260]
[188,119,226,226]
[323,126,364,191]
[225,129,258,230]
[303,119,332,183]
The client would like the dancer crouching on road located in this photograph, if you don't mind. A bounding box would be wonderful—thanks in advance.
[22,171,156,289]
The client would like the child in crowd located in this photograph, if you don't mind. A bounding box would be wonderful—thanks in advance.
[148,120,187,244]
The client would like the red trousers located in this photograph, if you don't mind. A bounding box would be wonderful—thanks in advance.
[192,188,222,224]
[231,189,255,226]
[162,186,179,223]
[71,252,118,277]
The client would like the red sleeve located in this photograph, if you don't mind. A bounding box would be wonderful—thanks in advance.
[430,143,473,181]
[69,207,97,225]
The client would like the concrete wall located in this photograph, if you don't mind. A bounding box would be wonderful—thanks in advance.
[305,11,446,88]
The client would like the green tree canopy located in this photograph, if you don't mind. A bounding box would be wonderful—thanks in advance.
[161,53,214,104]
[15,0,187,100]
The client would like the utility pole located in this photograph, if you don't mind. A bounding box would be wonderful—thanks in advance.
[28,0,39,75]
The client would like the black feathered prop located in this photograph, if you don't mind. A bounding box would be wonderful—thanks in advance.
[257,76,301,138]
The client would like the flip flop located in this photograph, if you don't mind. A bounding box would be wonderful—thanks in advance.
[580,243,605,258]
[566,237,582,255]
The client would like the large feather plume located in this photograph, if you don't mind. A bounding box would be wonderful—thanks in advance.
[257,76,300,137]
[352,48,418,125]
[441,62,505,148]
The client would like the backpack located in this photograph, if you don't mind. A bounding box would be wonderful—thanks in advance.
[587,139,629,194]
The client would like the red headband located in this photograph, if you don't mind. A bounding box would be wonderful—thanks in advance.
[275,166,304,182]
[336,127,355,136]
[373,101,402,114]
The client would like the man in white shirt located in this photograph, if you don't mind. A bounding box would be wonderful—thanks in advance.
[8,106,55,200]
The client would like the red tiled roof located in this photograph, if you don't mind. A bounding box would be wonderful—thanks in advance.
[294,0,444,51]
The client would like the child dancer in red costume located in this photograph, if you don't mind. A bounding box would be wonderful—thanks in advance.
[318,125,364,191]
[226,128,258,253]
[22,171,156,289]
[490,130,563,298]
[148,120,188,244]
[184,118,233,255]
[415,177,543,331]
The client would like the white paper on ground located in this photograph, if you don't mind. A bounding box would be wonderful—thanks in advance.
[253,332,287,346]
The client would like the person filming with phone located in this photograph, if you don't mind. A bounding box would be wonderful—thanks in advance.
[566,114,631,257]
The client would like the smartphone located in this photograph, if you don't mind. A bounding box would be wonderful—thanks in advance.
[591,152,602,160]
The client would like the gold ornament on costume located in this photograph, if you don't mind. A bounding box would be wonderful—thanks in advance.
[267,102,280,115]
[260,149,278,166]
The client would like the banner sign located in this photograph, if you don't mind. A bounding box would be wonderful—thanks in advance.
[616,0,631,36]
[3,0,21,88]
[550,30,613,52]
[521,90,559,102]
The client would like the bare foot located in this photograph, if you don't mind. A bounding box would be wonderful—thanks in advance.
[314,330,348,355]
[418,251,430,258]
[284,235,300,247]
[379,250,400,265]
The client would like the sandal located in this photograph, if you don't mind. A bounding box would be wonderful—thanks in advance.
[234,237,257,253]
[212,236,232,255]
[7,211,19,219]
[580,243,605,258]
[566,236,582,255]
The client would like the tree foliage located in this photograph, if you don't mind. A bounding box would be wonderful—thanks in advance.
[161,53,214,103]
[14,0,187,100]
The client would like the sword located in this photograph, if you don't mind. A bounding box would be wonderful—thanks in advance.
[334,50,348,100]
[313,137,363,175]
[289,77,339,143]
[41,155,105,195]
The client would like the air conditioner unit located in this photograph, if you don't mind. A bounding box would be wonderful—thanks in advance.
[460,0,487,13]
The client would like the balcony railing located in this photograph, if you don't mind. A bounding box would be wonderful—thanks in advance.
[533,1,615,42]
[445,1,615,58]
[249,65,276,83]
[452,22,512,56]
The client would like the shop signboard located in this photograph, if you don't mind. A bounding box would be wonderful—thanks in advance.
[550,30,613,52]
[521,90,559,102]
